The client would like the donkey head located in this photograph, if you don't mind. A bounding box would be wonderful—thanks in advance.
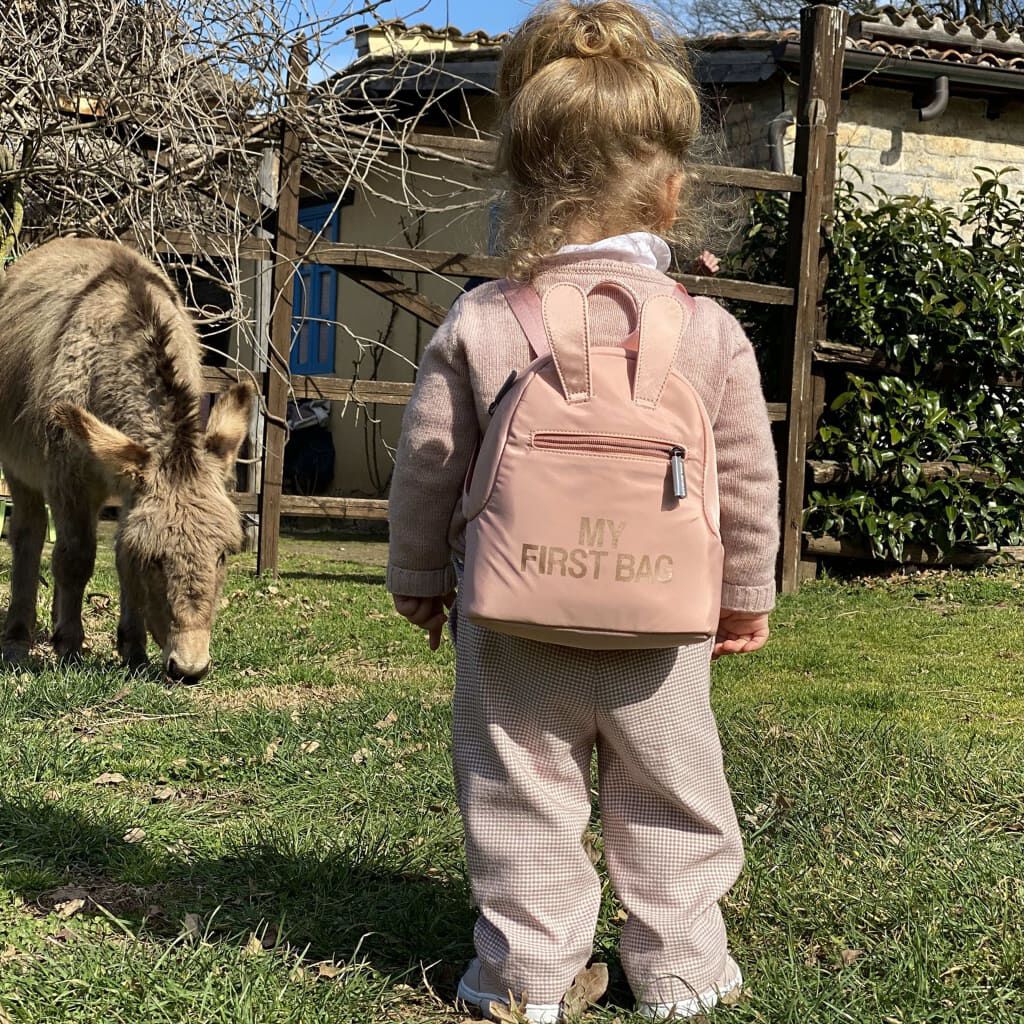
[57,383,255,683]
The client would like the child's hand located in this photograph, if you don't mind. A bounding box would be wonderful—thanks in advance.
[713,609,769,659]
[692,250,721,276]
[393,592,455,651]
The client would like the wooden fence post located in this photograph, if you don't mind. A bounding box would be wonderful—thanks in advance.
[779,3,848,594]
[257,37,307,576]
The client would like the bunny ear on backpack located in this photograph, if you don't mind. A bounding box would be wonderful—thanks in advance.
[634,293,689,410]
[542,283,593,404]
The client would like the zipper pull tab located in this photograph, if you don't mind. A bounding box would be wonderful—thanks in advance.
[670,447,687,499]
[488,370,518,415]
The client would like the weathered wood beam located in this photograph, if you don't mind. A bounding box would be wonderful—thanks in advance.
[406,132,803,193]
[804,534,1024,566]
[234,493,389,519]
[337,266,447,327]
[779,3,848,594]
[202,367,412,406]
[808,459,998,485]
[674,275,794,306]
[204,367,779,417]
[258,39,306,576]
[813,339,1024,389]
[151,231,794,307]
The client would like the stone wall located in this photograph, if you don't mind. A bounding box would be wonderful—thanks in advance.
[834,87,1024,205]
[713,77,1024,207]
[713,80,787,171]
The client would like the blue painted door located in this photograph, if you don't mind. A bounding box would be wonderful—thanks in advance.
[291,202,340,376]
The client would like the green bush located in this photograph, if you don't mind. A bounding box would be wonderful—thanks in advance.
[728,169,1024,560]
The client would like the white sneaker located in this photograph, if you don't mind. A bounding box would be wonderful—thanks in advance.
[457,958,563,1023]
[636,956,743,1020]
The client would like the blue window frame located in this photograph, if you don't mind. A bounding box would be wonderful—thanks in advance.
[291,202,340,376]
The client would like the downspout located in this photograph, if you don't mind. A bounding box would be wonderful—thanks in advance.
[919,75,949,122]
[769,112,795,172]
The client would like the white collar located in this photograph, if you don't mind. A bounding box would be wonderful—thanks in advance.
[553,231,671,271]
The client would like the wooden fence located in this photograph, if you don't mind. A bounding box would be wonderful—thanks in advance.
[193,3,850,591]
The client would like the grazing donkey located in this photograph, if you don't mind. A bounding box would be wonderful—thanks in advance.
[0,237,255,682]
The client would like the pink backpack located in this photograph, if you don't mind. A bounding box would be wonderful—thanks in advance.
[461,278,724,648]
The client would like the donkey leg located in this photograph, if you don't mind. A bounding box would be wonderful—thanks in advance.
[1,473,47,664]
[115,544,148,670]
[49,495,99,662]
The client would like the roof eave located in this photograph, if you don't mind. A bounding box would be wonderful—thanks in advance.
[841,46,1024,95]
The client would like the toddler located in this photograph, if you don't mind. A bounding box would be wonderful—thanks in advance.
[388,2,779,1019]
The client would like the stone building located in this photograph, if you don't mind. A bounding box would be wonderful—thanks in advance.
[697,6,1024,205]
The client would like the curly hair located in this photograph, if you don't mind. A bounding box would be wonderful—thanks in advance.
[495,0,705,281]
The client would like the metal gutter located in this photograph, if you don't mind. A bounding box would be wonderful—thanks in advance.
[780,40,1024,95]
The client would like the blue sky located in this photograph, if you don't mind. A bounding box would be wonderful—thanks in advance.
[372,0,531,36]
[321,0,530,71]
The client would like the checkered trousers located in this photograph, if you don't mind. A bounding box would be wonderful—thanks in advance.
[451,603,745,1006]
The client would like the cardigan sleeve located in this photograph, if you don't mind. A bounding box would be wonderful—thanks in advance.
[713,312,780,613]
[386,298,479,597]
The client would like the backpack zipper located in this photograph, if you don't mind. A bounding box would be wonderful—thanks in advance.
[531,433,688,499]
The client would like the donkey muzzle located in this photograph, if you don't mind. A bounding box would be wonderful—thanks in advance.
[163,631,211,684]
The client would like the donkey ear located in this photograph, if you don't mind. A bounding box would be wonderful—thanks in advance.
[52,404,150,485]
[205,382,255,475]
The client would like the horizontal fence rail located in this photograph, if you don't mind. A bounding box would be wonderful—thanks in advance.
[809,459,998,486]
[203,367,788,423]
[814,339,1024,389]
[158,231,796,308]
[804,535,1024,567]
[405,132,805,193]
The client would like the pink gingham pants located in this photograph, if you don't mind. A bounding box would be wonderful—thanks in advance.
[452,607,744,1006]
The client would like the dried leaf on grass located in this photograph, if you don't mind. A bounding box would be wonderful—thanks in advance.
[562,962,609,1017]
[299,740,320,755]
[55,898,86,919]
[316,961,343,979]
[351,747,371,765]
[263,737,283,763]
[182,913,203,939]
[244,933,265,956]
[122,827,146,844]
[840,947,866,967]
[374,710,398,730]
[151,786,175,803]
[582,831,602,866]
[488,1004,522,1024]
[92,772,127,786]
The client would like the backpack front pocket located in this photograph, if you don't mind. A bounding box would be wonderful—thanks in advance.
[531,433,688,499]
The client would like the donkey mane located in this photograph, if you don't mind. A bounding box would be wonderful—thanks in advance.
[84,247,204,479]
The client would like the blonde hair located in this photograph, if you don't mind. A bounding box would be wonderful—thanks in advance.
[495,0,704,280]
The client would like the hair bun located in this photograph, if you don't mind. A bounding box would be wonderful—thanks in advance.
[498,1,671,104]
[561,2,655,59]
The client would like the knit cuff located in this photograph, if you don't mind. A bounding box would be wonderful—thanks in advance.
[386,562,456,598]
[721,579,777,614]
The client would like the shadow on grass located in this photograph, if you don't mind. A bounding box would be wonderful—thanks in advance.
[0,797,474,978]
[277,571,386,586]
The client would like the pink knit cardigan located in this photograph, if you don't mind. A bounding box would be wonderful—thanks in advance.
[386,258,780,614]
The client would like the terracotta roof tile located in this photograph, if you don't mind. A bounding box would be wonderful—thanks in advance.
[693,5,1024,71]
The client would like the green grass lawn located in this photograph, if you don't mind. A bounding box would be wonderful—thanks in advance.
[1,533,1023,1023]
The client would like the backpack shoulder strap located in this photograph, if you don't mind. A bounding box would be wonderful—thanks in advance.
[674,281,697,314]
[498,279,551,359]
